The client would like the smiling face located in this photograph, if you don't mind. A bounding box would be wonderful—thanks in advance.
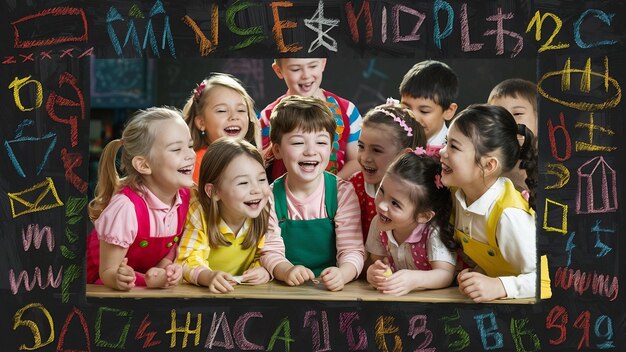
[357,123,403,186]
[400,95,455,141]
[489,95,538,136]
[439,123,485,193]
[144,118,196,201]
[212,154,270,227]
[272,58,327,99]
[195,85,250,144]
[272,128,332,188]
[374,173,420,238]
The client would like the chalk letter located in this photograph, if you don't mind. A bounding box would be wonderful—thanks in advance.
[440,309,469,351]
[433,0,454,49]
[234,312,264,350]
[46,72,85,148]
[56,307,91,352]
[95,307,132,349]
[474,312,503,350]
[408,315,434,351]
[8,76,43,111]
[574,10,617,49]
[270,1,302,53]
[510,317,541,352]
[303,310,331,351]
[266,317,294,351]
[166,310,202,348]
[13,303,54,350]
[339,312,368,350]
[205,312,234,349]
[375,316,402,352]
[226,1,266,50]
[483,8,523,58]
[460,3,483,52]
[345,0,373,43]
[182,3,219,56]
[547,112,571,161]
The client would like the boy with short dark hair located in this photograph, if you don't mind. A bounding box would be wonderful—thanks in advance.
[399,60,459,153]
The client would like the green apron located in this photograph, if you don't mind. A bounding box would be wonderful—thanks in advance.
[273,172,338,277]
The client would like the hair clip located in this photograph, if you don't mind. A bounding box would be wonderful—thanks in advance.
[385,97,400,106]
[414,146,440,158]
[193,81,206,102]
[374,107,413,137]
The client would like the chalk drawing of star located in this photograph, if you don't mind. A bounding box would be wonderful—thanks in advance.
[304,0,340,52]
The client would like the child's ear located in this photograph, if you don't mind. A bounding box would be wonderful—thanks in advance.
[132,156,151,175]
[194,115,205,133]
[482,155,500,176]
[204,183,220,201]
[416,210,435,224]
[271,61,284,80]
[319,58,327,71]
[443,103,458,121]
[271,142,283,160]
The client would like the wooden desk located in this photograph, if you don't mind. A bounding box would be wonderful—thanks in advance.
[86,280,536,304]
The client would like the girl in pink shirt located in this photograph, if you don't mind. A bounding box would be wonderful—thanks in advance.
[366,150,456,296]
[86,107,196,290]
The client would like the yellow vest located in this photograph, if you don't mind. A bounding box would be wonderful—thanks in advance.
[454,180,552,299]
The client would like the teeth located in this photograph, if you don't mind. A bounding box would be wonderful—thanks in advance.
[299,161,318,165]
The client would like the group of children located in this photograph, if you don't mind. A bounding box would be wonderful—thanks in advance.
[86,58,548,302]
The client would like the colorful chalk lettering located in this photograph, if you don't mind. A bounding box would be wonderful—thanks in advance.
[166,310,202,348]
[12,303,55,350]
[546,306,615,349]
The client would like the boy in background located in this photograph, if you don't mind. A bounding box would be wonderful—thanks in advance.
[259,58,362,181]
[399,60,459,154]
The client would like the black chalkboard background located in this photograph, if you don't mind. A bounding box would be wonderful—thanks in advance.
[0,1,624,351]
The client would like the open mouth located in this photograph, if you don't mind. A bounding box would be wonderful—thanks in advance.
[224,126,242,137]
[298,161,319,172]
[379,214,391,224]
[362,165,377,176]
[441,163,452,174]
[299,82,314,91]
[178,166,193,175]
[244,199,262,209]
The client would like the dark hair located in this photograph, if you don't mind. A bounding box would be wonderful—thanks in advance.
[399,60,458,110]
[362,104,426,150]
[386,152,455,250]
[451,104,538,208]
[488,78,537,112]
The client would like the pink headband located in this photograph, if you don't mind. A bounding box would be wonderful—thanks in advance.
[373,106,413,137]
[193,81,206,102]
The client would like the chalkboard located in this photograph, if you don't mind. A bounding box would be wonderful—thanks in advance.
[1,1,624,351]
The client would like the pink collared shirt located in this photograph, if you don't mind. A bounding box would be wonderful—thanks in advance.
[94,184,185,248]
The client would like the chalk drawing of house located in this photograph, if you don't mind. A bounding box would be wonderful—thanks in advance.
[576,156,618,214]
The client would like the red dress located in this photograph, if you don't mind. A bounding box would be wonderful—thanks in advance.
[86,186,190,286]
[349,171,377,242]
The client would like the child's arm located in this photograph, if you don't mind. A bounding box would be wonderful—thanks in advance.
[259,196,293,279]
[336,142,360,179]
[196,269,235,293]
[320,263,357,291]
[177,202,213,286]
[377,261,455,296]
[332,180,365,281]
[99,241,135,291]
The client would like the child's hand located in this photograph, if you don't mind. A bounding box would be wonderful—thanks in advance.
[145,267,167,288]
[375,269,417,296]
[164,263,182,287]
[115,258,136,291]
[242,267,270,285]
[366,260,390,289]
[206,271,235,293]
[457,269,506,302]
[320,266,345,291]
[284,265,315,286]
